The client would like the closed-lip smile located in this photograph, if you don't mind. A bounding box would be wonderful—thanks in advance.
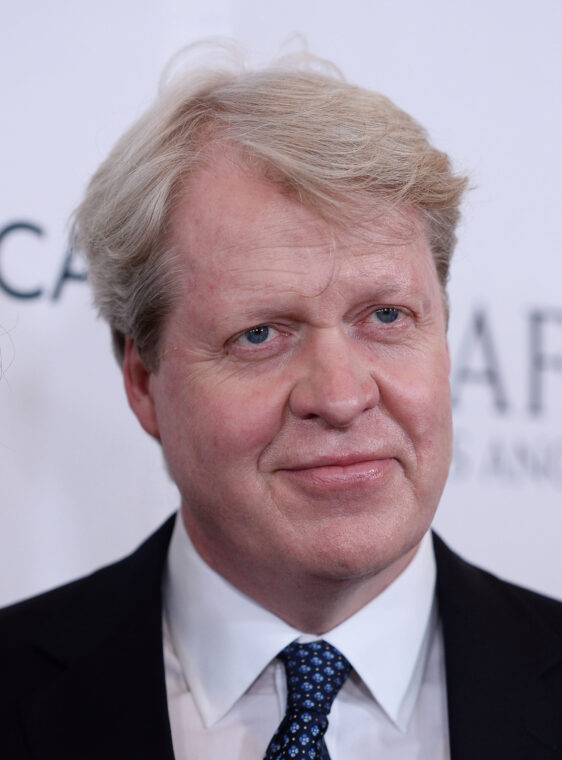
[277,454,396,489]
[280,452,391,470]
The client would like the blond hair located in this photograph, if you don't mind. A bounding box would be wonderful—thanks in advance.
[73,44,467,370]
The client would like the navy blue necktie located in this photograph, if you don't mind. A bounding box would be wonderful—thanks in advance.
[264,640,352,760]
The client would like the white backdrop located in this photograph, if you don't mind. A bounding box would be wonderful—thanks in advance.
[1,0,561,607]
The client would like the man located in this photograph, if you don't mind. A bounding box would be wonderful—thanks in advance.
[1,47,561,759]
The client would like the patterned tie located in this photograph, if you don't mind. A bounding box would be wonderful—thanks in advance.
[264,640,352,760]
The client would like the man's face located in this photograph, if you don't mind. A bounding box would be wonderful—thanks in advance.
[127,158,452,600]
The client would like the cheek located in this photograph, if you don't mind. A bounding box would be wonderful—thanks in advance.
[180,373,289,464]
[405,370,453,496]
[382,350,452,449]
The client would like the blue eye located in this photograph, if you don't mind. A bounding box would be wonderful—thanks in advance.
[243,325,271,344]
[374,308,400,324]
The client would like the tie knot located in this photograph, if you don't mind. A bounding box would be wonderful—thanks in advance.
[279,640,352,717]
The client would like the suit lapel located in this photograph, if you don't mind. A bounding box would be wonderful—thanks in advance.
[434,533,562,759]
[21,517,176,760]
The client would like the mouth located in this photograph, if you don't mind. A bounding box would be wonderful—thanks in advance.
[278,455,396,489]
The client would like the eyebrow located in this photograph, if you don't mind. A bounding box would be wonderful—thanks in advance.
[222,279,426,324]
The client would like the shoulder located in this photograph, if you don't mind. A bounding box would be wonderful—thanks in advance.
[433,531,562,637]
[0,515,176,699]
[433,532,562,756]
[0,516,176,757]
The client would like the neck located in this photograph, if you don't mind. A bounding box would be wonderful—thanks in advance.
[186,519,419,634]
[246,548,418,634]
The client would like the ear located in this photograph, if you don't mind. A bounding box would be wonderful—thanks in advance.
[123,337,161,440]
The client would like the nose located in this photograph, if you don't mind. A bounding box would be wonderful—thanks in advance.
[288,330,379,428]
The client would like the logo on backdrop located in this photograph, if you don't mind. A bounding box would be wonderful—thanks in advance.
[451,307,562,489]
[0,220,86,301]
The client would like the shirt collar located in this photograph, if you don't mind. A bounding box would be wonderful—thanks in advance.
[164,512,436,731]
[324,532,437,729]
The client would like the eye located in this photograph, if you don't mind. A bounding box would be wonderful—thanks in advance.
[242,325,272,345]
[373,307,400,324]
[228,323,288,359]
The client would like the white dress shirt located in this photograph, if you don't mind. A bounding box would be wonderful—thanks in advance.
[163,514,449,759]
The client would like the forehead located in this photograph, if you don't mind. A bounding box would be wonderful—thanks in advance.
[168,156,435,298]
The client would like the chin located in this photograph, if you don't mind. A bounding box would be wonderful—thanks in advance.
[298,527,421,584]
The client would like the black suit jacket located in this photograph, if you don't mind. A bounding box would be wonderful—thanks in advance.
[1,516,561,759]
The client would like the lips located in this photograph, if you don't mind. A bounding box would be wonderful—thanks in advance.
[282,453,388,471]
[277,454,396,490]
